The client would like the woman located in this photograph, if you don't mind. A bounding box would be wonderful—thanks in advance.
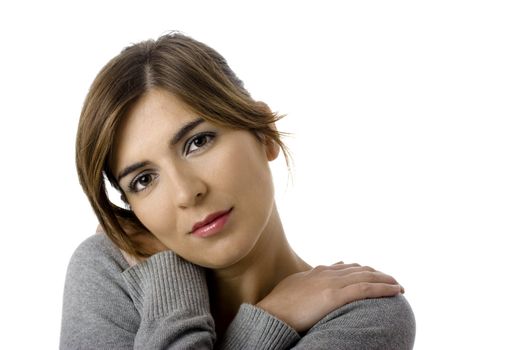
[61,32,415,349]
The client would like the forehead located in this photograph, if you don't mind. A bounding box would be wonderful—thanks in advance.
[124,88,194,129]
[110,89,196,172]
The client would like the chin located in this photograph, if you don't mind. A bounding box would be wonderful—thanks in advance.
[191,244,253,269]
[176,222,264,269]
[196,252,247,269]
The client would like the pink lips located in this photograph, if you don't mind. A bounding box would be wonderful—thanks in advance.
[191,208,233,238]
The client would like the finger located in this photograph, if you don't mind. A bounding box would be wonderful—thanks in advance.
[341,282,402,304]
[332,265,378,276]
[342,271,398,286]
[326,263,361,270]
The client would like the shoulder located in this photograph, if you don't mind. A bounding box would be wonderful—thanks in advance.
[61,234,138,348]
[298,295,416,349]
[66,233,129,271]
[62,233,132,306]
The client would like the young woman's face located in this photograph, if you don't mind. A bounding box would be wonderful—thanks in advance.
[111,88,279,268]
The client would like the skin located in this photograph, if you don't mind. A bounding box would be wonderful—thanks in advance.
[110,88,403,338]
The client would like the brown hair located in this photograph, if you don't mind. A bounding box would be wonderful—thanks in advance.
[76,32,292,258]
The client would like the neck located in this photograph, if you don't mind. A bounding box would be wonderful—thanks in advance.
[207,203,311,329]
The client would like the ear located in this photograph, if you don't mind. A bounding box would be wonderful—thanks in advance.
[255,101,281,162]
[265,132,280,161]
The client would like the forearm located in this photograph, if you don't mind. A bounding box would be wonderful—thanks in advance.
[218,304,300,349]
[123,251,300,349]
[122,251,215,349]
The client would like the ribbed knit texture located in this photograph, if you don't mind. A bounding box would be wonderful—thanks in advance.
[122,251,209,320]
[60,234,416,349]
[218,303,300,349]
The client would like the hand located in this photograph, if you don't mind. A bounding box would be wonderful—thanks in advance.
[96,224,169,267]
[256,262,403,333]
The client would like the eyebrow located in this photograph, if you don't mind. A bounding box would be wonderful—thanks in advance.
[117,161,150,182]
[169,118,205,147]
[116,118,206,182]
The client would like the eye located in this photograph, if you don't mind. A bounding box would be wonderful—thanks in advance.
[185,132,216,155]
[128,173,158,193]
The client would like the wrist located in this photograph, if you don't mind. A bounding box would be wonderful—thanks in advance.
[255,299,298,332]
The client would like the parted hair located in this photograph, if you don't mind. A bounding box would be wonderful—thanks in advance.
[76,32,291,258]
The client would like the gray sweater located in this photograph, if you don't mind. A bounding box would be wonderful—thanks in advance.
[60,234,415,349]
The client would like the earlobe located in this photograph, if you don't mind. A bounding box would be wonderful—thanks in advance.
[265,121,280,161]
[265,138,280,161]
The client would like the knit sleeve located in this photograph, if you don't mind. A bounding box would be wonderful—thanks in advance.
[218,304,300,349]
[60,234,300,349]
[122,253,301,349]
[291,295,416,349]
[121,250,215,349]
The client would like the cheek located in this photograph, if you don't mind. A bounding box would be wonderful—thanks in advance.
[220,141,275,224]
[213,141,272,201]
[133,192,178,239]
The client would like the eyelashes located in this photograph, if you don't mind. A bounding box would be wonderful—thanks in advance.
[128,173,159,193]
[126,132,216,193]
[184,132,216,155]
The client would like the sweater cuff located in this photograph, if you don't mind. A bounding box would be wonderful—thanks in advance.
[220,303,300,349]
[122,251,210,320]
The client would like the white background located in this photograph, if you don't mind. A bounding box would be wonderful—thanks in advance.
[1,1,524,348]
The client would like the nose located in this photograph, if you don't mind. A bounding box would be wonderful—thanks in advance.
[165,165,207,208]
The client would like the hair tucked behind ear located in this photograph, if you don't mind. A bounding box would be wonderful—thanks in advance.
[76,31,293,258]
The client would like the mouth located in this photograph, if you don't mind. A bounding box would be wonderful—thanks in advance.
[191,207,233,238]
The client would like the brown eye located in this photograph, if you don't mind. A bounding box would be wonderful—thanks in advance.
[185,132,216,155]
[129,173,158,193]
[193,136,207,147]
[138,175,151,186]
